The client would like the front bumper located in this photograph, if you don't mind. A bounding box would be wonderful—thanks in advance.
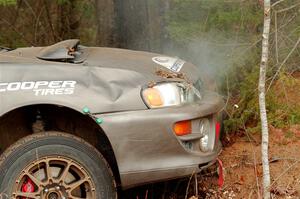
[95,91,224,189]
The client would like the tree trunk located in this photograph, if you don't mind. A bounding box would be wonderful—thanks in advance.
[259,0,271,198]
[94,0,116,47]
[114,0,165,52]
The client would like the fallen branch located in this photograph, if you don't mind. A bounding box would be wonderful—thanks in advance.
[269,159,300,190]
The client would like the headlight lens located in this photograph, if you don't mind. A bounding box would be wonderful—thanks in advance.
[199,118,211,152]
[142,82,200,108]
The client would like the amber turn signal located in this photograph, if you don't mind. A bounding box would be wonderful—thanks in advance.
[173,120,192,136]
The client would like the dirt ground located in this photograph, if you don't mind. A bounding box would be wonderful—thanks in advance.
[207,124,300,199]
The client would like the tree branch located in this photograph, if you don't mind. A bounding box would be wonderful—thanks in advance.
[267,37,300,92]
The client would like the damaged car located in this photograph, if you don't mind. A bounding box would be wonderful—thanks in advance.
[0,39,224,198]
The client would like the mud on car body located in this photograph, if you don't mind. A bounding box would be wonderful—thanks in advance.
[0,40,224,198]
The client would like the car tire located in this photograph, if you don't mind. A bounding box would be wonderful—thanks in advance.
[0,131,117,199]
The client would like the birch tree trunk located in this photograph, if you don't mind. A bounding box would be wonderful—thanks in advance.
[259,0,271,198]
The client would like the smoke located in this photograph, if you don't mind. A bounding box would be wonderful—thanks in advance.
[164,38,232,76]
[114,0,253,88]
[161,33,250,90]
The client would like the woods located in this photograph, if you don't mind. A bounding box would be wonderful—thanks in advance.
[0,0,168,50]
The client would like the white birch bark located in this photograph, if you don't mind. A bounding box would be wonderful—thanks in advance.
[259,0,271,198]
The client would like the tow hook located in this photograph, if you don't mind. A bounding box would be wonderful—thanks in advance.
[217,158,224,190]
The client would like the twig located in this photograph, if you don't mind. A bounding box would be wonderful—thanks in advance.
[185,170,196,199]
[238,11,297,58]
[267,37,300,92]
[243,127,259,145]
[0,192,9,199]
[269,159,300,189]
[279,78,289,106]
[248,189,254,199]
[23,0,37,19]
[0,19,35,46]
[219,73,230,114]
[11,0,21,26]
[194,173,198,197]
[242,122,261,198]
[34,5,44,44]
[271,0,286,7]
[281,32,300,59]
[284,35,300,58]
[43,0,57,42]
[277,2,300,13]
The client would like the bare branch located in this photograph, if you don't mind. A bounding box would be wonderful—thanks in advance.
[271,0,286,7]
[267,37,300,92]
[269,159,300,190]
[0,18,35,46]
[277,2,300,13]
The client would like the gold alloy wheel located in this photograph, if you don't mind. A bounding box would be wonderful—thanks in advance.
[12,156,96,199]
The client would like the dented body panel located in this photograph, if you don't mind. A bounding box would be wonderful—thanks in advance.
[99,91,223,188]
[0,40,223,188]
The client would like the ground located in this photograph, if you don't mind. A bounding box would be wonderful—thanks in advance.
[210,124,300,199]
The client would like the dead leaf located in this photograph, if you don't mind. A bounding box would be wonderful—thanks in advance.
[239,175,245,184]
[155,69,182,78]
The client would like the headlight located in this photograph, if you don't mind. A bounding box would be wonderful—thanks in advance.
[199,118,214,152]
[142,82,200,108]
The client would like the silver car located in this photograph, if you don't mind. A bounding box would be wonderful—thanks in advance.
[0,40,223,198]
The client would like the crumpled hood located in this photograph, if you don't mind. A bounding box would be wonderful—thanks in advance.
[1,45,201,84]
[0,44,204,114]
[84,47,201,84]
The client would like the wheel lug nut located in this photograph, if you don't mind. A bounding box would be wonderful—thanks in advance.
[55,186,60,190]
